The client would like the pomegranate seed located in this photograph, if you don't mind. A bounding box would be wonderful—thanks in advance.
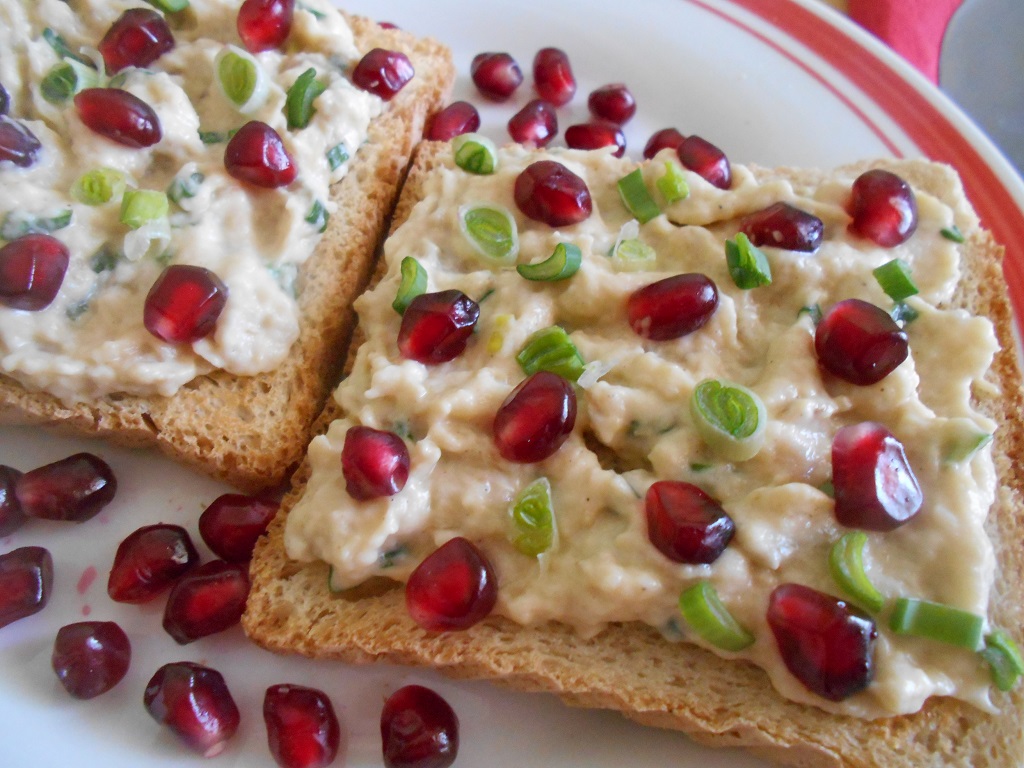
[643,127,686,159]
[398,290,480,364]
[162,560,250,644]
[16,452,116,522]
[814,298,908,385]
[677,135,731,189]
[628,273,719,341]
[513,160,592,226]
[0,465,25,536]
[144,264,228,344]
[381,685,459,768]
[493,371,576,463]
[341,426,410,501]
[425,101,480,142]
[98,8,175,74]
[378,21,399,30]
[51,621,131,699]
[107,524,200,603]
[645,481,734,564]
[74,88,161,149]
[199,493,277,562]
[507,99,558,148]
[767,583,876,701]
[0,82,8,116]
[848,169,918,246]
[739,202,824,252]
[832,422,922,531]
[264,684,341,768]
[588,83,636,125]
[144,662,240,757]
[225,120,296,188]
[352,48,414,101]
[237,0,294,53]
[532,47,576,106]
[0,234,69,311]
[0,546,52,629]
[564,120,626,157]
[470,52,523,101]
[406,537,497,632]
[0,116,42,168]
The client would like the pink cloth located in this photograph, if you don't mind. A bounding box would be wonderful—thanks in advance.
[848,0,964,82]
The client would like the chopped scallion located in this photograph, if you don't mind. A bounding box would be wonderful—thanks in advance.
[689,378,767,462]
[458,203,519,265]
[1,209,73,240]
[725,233,772,289]
[40,61,98,104]
[487,314,511,354]
[392,256,427,315]
[305,199,329,233]
[517,242,581,282]
[215,46,267,113]
[616,168,660,223]
[285,68,327,130]
[41,28,97,69]
[90,245,120,273]
[378,544,409,569]
[509,477,556,556]
[888,597,984,651]
[611,236,656,270]
[940,418,993,463]
[679,581,754,652]
[980,630,1024,691]
[890,301,919,326]
[296,1,327,19]
[941,225,965,243]
[167,170,204,204]
[72,168,126,206]
[199,130,230,144]
[144,0,190,11]
[798,303,823,325]
[326,142,349,172]
[873,258,918,302]
[452,133,498,175]
[516,326,585,382]
[656,160,689,203]
[120,189,168,229]
[828,532,884,612]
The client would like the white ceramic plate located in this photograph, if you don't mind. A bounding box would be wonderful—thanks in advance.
[3,1,1023,765]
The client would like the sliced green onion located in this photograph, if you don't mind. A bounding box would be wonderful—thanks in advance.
[818,480,835,498]
[829,532,884,612]
[725,233,772,289]
[72,168,126,206]
[656,160,689,204]
[378,544,409,570]
[1,209,73,240]
[617,168,660,224]
[167,170,204,204]
[199,130,230,144]
[890,301,919,326]
[285,68,327,130]
[689,462,712,472]
[326,142,349,172]
[458,203,519,265]
[487,314,511,354]
[296,1,327,19]
[689,378,767,462]
[120,189,169,229]
[611,236,656,270]
[940,418,993,463]
[941,225,965,243]
[216,46,268,113]
[392,256,427,315]
[509,477,555,556]
[798,304,823,325]
[305,199,329,233]
[40,60,98,104]
[66,298,90,321]
[873,258,918,302]
[90,245,120,273]
[679,581,754,652]
[452,132,498,175]
[41,28,97,69]
[144,0,190,11]
[888,597,985,651]
[517,242,581,282]
[980,630,1024,691]
[269,262,299,298]
[516,326,585,382]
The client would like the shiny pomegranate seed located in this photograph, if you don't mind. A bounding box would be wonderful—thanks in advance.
[16,453,116,522]
[162,560,250,644]
[628,273,719,341]
[0,83,8,116]
[51,621,131,699]
[814,298,908,385]
[98,8,174,74]
[588,83,636,124]
[831,422,922,531]
[398,290,480,364]
[107,524,200,603]
[0,546,52,629]
[341,426,410,501]
[237,0,294,52]
[677,135,731,189]
[352,48,414,101]
[144,264,228,344]
[493,371,576,463]
[225,120,296,188]
[513,160,592,226]
[425,101,480,141]
[470,52,523,101]
[74,88,161,148]
[507,99,558,147]
[406,537,497,632]
[532,47,576,106]
[645,481,734,564]
[0,234,69,311]
[381,685,459,768]
[264,684,341,768]
[0,116,42,168]
[564,120,626,157]
[848,169,918,246]
[643,127,685,159]
[199,493,277,562]
[739,202,824,253]
[144,662,240,757]
[0,466,25,536]
[767,583,876,701]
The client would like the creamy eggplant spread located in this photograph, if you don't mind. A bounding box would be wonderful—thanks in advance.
[0,0,381,402]
[284,145,1001,718]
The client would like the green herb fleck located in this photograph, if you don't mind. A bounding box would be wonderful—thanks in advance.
[941,225,965,243]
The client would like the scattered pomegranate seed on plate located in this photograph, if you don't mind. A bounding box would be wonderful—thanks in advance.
[341,426,411,501]
[15,452,117,522]
[199,493,277,562]
[51,621,131,699]
[143,264,228,344]
[0,234,69,311]
[0,116,42,168]
[0,465,25,536]
[532,47,576,106]
[643,127,686,159]
[98,8,175,74]
[425,101,480,141]
[107,523,200,603]
[224,120,297,188]
[507,98,558,147]
[237,0,294,53]
[470,52,523,101]
[0,546,52,629]
[564,120,626,157]
[264,684,341,768]
[381,684,459,768]
[627,273,719,341]
[406,537,497,632]
[645,481,735,564]
[162,560,250,644]
[814,298,908,385]
[847,168,918,246]
[678,134,731,189]
[352,48,415,101]
[74,88,162,149]
[144,661,240,757]
[588,83,636,124]
[513,160,592,226]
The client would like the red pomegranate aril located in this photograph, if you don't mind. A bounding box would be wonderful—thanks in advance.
[0,234,70,311]
[815,298,908,385]
[507,99,558,148]
[0,465,25,536]
[425,101,480,141]
[398,290,480,364]
[832,422,922,531]
[739,202,824,253]
[513,160,592,227]
[493,371,576,463]
[352,48,414,101]
[16,452,116,522]
[381,685,459,768]
[564,120,626,157]
[163,560,250,644]
[199,493,277,562]
[108,523,200,603]
[225,120,296,188]
[0,83,9,116]
[767,583,876,701]
[237,0,294,53]
[470,52,523,101]
[645,481,735,564]
[74,88,161,148]
[0,546,52,629]
[342,426,410,501]
[643,127,686,159]
[51,621,131,699]
[588,83,636,125]
[406,537,497,632]
[99,8,175,74]
[678,134,731,189]
[144,264,228,344]
[264,684,341,768]
[628,273,719,341]
[0,116,42,168]
[848,169,918,246]
[532,47,576,106]
[144,662,240,757]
